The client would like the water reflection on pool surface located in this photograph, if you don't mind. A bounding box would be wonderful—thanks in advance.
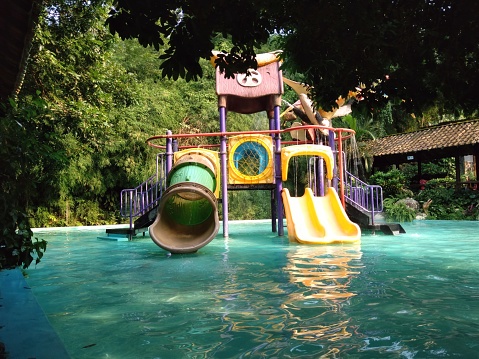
[27,220,479,358]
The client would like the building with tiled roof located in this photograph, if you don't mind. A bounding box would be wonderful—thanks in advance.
[364,119,479,182]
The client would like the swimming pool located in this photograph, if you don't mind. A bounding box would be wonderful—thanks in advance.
[26,220,479,358]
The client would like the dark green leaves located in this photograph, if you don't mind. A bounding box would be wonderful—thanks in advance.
[108,0,479,115]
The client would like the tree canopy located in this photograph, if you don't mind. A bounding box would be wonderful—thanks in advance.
[107,0,479,115]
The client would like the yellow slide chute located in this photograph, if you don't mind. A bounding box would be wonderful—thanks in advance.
[282,187,360,244]
[281,145,361,244]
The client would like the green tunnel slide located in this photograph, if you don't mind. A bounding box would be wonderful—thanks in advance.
[149,152,220,253]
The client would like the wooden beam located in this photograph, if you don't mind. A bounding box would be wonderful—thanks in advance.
[455,155,461,190]
[474,144,479,180]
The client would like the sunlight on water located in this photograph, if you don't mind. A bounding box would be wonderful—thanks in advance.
[283,245,362,344]
[26,220,479,358]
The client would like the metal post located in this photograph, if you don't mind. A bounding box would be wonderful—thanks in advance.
[318,158,325,196]
[370,188,375,226]
[269,116,277,233]
[338,130,345,208]
[219,107,229,237]
[128,192,133,240]
[317,136,324,196]
[166,130,173,175]
[329,130,338,190]
[274,105,284,236]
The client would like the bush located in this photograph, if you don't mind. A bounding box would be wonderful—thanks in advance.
[29,206,62,228]
[75,200,105,225]
[400,159,455,184]
[369,169,412,198]
[417,187,479,220]
[383,197,416,222]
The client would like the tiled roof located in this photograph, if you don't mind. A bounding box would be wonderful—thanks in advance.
[365,119,479,157]
[0,0,41,101]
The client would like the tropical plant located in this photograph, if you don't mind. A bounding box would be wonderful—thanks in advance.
[369,169,412,199]
[416,187,479,220]
[0,210,47,269]
[339,114,375,141]
[382,197,416,222]
[399,159,455,187]
[1,94,53,268]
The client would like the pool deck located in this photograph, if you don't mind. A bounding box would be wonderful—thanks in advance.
[0,268,70,359]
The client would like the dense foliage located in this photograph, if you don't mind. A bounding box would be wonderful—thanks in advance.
[369,169,411,199]
[109,1,479,116]
[370,160,479,222]
[1,0,273,266]
[2,0,223,268]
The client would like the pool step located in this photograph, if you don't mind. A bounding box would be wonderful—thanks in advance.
[380,223,406,235]
[97,232,130,241]
[98,227,150,241]
[363,223,406,235]
[98,228,133,241]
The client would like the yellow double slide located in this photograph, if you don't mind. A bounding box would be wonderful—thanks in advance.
[281,145,361,244]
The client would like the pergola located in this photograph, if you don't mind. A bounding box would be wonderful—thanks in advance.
[364,119,479,186]
[0,0,41,102]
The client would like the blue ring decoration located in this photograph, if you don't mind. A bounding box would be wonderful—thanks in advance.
[233,141,269,175]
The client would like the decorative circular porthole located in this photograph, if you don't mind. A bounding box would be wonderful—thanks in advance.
[236,69,262,87]
[228,134,274,184]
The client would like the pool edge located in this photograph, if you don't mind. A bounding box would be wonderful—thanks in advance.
[0,268,71,359]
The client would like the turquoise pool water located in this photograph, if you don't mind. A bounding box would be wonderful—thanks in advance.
[27,220,479,358]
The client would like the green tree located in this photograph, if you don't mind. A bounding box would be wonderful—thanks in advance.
[11,0,245,227]
[369,168,411,199]
[19,0,136,225]
[1,97,50,268]
[108,1,479,116]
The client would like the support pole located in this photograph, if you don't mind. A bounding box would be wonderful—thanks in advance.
[219,107,229,237]
[274,105,284,236]
[338,130,345,208]
[269,116,277,233]
[317,136,324,196]
[329,130,338,190]
[318,158,325,196]
[455,155,461,190]
[475,145,479,180]
[166,130,173,175]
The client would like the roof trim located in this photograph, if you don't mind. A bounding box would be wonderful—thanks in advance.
[364,119,479,166]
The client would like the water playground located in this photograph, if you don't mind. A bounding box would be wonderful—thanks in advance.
[8,52,479,359]
[106,52,401,251]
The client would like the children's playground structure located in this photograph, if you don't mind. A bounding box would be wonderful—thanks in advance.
[105,52,404,252]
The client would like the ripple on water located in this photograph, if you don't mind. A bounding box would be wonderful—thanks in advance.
[25,220,479,358]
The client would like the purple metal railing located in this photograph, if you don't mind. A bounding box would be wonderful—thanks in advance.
[344,171,383,224]
[120,153,166,230]
[308,157,383,225]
